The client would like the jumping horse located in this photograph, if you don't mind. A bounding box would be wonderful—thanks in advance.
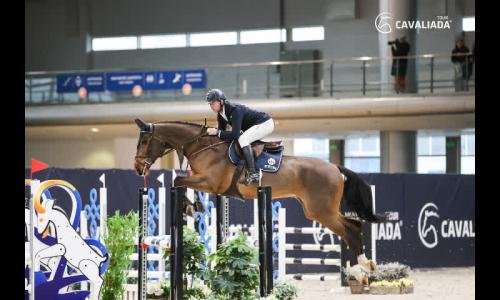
[133,119,387,283]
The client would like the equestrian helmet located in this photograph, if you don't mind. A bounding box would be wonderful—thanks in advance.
[205,88,226,103]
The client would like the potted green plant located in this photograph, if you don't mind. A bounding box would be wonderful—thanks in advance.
[146,280,170,299]
[164,226,207,299]
[101,211,138,300]
[272,280,298,300]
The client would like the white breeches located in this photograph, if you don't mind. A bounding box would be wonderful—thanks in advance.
[238,118,275,147]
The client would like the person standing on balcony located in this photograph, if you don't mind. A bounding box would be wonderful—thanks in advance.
[451,38,472,91]
[389,36,411,94]
[205,88,275,185]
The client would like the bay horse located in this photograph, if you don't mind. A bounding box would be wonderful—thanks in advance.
[133,119,387,283]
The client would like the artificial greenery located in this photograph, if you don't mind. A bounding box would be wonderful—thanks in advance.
[146,280,169,299]
[205,231,260,300]
[368,262,410,281]
[370,278,414,288]
[271,280,298,300]
[101,210,139,300]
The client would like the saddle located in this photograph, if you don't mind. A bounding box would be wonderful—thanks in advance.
[228,140,284,173]
[248,140,284,157]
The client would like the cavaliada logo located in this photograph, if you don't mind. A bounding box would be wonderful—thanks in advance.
[375,12,451,34]
[418,202,475,249]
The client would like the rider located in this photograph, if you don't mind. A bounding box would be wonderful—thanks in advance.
[205,88,275,185]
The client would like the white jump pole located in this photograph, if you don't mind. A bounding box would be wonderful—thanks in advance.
[99,174,107,241]
[370,185,376,263]
[29,179,41,300]
[278,207,286,281]
[157,173,167,273]
[210,206,217,254]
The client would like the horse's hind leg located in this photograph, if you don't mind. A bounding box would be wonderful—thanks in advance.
[318,213,377,272]
[315,212,363,257]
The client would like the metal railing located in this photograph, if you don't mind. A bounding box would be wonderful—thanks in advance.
[25,52,475,106]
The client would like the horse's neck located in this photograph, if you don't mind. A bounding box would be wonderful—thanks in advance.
[161,124,199,146]
[49,210,73,237]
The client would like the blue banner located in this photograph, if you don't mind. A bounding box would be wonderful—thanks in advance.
[57,69,206,93]
[183,69,206,89]
[105,72,145,91]
[56,73,105,93]
[143,70,206,90]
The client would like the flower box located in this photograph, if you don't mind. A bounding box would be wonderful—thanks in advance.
[369,285,401,294]
[400,286,414,294]
[348,279,368,294]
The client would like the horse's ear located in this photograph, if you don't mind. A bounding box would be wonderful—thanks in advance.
[135,118,150,131]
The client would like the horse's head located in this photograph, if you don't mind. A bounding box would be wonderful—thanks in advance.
[134,119,178,176]
[134,118,211,175]
[36,199,54,235]
[134,118,163,176]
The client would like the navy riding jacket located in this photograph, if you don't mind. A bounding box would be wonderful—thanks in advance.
[217,101,271,141]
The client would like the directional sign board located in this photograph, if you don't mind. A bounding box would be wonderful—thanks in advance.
[57,69,206,93]
[56,73,105,93]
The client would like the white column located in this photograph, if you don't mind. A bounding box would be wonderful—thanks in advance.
[378,0,417,95]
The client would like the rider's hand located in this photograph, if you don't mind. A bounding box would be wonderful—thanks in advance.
[207,128,219,136]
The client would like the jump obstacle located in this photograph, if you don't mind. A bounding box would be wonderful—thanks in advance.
[26,172,368,299]
[136,185,274,298]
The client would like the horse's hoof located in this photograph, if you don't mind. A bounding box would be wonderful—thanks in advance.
[361,274,369,285]
[184,204,195,218]
[349,264,369,284]
[194,200,205,213]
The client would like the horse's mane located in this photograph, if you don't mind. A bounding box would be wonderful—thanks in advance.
[153,120,204,128]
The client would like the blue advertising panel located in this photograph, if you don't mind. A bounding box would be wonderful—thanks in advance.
[360,173,475,268]
[144,71,183,90]
[57,73,105,93]
[183,69,206,89]
[143,70,206,90]
[57,70,205,93]
[26,169,474,270]
[105,72,144,91]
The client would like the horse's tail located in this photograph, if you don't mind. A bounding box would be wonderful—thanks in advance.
[337,165,387,223]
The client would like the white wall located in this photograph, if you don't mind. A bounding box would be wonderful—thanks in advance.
[26,139,116,168]
[25,137,162,169]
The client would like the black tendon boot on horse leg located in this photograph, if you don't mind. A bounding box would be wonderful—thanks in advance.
[338,216,373,284]
[239,145,259,185]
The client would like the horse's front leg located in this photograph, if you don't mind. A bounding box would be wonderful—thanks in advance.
[174,174,213,216]
[174,174,213,193]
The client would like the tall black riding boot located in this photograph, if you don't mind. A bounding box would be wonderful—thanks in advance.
[239,145,260,185]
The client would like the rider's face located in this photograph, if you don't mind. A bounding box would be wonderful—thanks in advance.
[209,100,223,113]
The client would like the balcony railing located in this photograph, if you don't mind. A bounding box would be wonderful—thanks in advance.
[25,52,474,106]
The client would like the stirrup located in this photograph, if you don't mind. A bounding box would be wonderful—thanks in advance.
[239,171,259,185]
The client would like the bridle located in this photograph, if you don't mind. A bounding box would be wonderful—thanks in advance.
[135,123,227,173]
